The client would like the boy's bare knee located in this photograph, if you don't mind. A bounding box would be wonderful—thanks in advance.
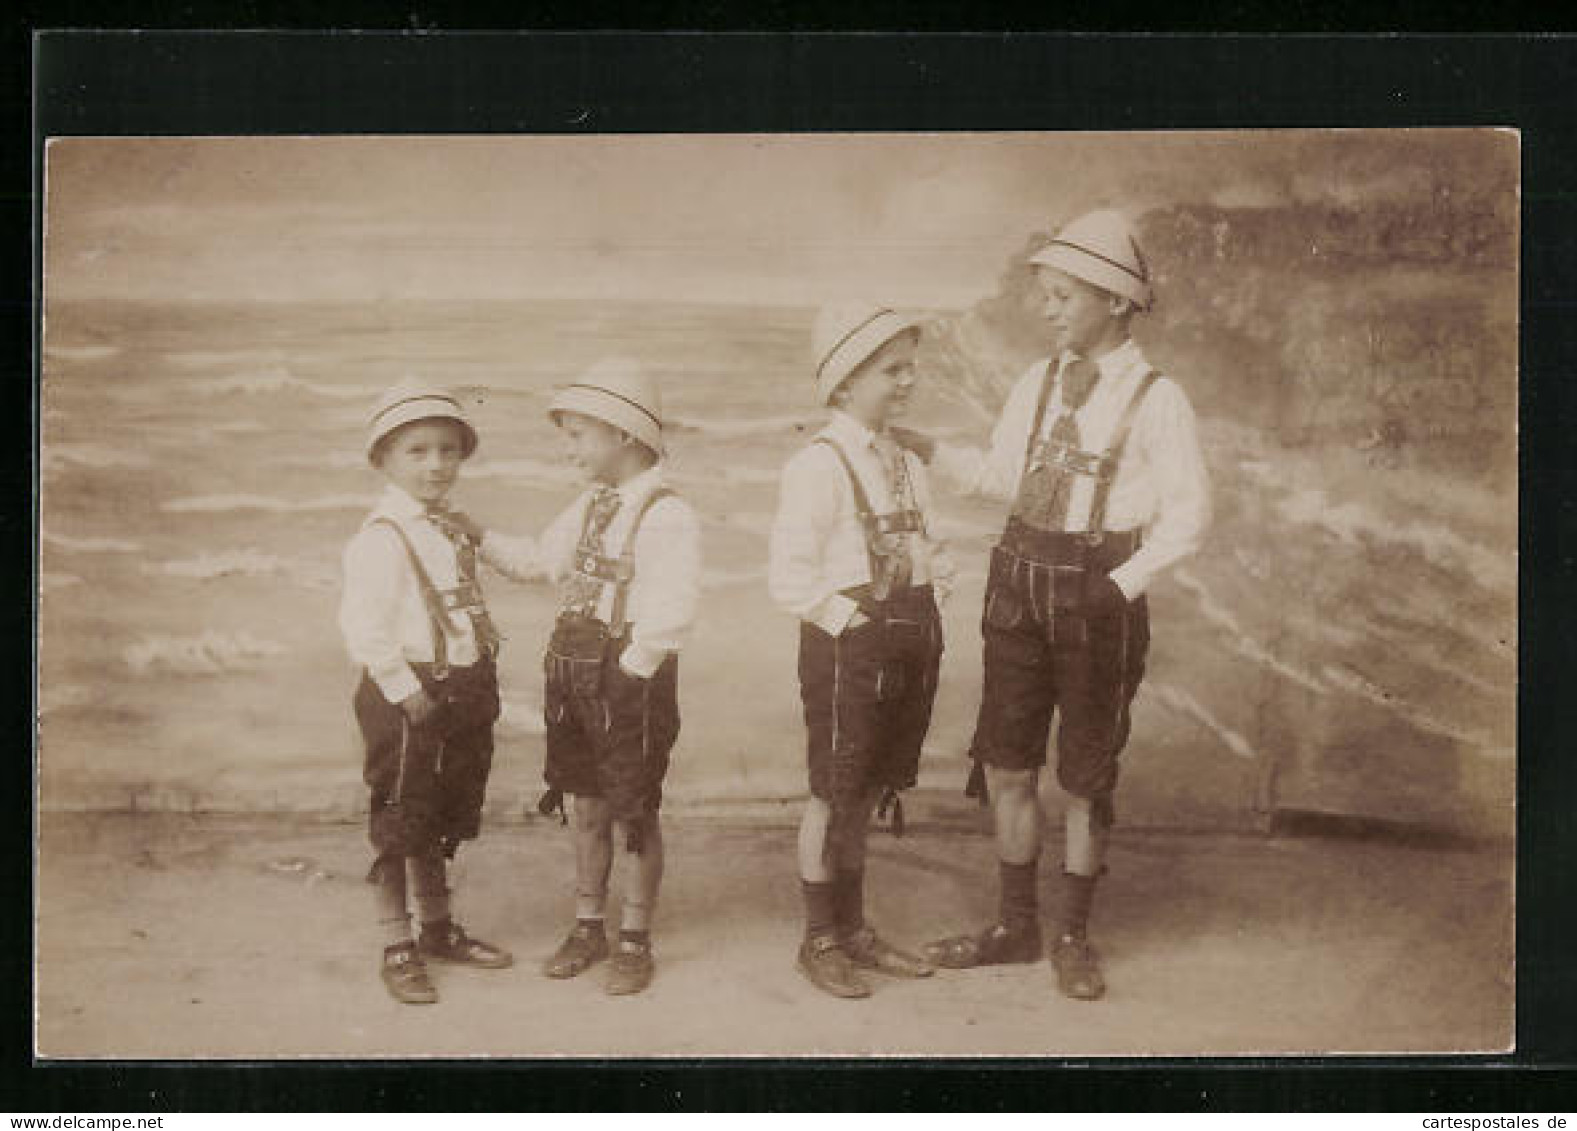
[802,795,832,825]
[987,765,1039,800]
[573,795,611,829]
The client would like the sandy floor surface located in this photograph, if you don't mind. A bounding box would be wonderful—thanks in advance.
[35,806,1513,1059]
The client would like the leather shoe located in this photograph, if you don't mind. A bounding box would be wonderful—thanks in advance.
[843,925,934,978]
[796,934,871,999]
[381,941,438,1005]
[419,920,514,969]
[924,921,1043,969]
[604,939,655,996]
[1050,933,1106,1000]
[543,920,610,979]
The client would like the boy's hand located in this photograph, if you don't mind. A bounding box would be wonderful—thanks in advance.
[889,426,937,464]
[435,510,486,544]
[400,688,442,726]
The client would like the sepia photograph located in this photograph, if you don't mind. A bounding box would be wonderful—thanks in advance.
[36,129,1517,1059]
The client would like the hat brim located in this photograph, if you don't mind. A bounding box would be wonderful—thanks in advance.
[1029,244,1152,311]
[365,398,479,464]
[548,385,663,456]
[814,309,923,405]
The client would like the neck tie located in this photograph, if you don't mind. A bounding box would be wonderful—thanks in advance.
[561,487,623,616]
[872,433,915,596]
[425,502,503,655]
[1015,355,1102,532]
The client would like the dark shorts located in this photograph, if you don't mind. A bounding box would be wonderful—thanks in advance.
[800,586,944,814]
[542,616,680,827]
[968,531,1150,800]
[356,657,501,861]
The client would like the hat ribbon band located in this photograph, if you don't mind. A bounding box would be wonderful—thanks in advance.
[562,383,661,429]
[815,308,896,382]
[1047,238,1148,285]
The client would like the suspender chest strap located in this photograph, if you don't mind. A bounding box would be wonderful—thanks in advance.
[1022,359,1059,470]
[1015,363,1162,537]
[566,486,677,631]
[372,518,453,676]
[813,435,927,554]
[1085,369,1160,535]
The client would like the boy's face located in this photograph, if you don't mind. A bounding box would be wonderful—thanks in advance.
[377,419,466,505]
[836,330,920,429]
[1035,265,1120,357]
[556,411,631,484]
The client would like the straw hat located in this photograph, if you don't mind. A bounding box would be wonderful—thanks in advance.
[365,381,478,465]
[811,303,922,406]
[1029,209,1153,311]
[547,357,664,455]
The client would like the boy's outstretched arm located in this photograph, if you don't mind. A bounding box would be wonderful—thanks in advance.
[894,359,1047,504]
[471,497,583,584]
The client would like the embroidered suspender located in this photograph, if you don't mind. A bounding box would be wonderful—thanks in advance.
[1086,369,1160,535]
[1022,358,1059,470]
[813,436,926,591]
[372,518,457,676]
[1016,364,1161,536]
[564,486,677,631]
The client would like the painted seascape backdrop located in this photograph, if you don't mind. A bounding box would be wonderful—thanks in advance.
[39,133,1516,838]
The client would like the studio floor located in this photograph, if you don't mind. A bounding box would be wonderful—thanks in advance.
[35,807,1513,1059]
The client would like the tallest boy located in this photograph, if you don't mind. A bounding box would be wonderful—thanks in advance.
[897,209,1210,1000]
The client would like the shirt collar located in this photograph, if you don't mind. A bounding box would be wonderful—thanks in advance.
[372,483,432,522]
[608,462,667,506]
[825,409,880,451]
[1056,339,1143,388]
[1094,339,1143,380]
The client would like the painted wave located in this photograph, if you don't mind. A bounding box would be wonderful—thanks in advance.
[144,550,338,589]
[122,631,286,675]
[161,493,373,514]
[42,531,142,553]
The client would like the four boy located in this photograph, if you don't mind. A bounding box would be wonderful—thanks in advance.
[338,208,1209,1006]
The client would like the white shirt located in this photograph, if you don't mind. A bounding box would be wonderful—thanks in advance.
[339,484,486,705]
[480,464,703,679]
[933,339,1211,598]
[769,410,957,635]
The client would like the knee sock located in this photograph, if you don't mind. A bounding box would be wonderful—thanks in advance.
[621,899,653,935]
[576,886,608,925]
[834,866,866,936]
[802,879,838,941]
[407,854,451,931]
[1060,871,1099,940]
[999,858,1039,934]
[373,856,413,947]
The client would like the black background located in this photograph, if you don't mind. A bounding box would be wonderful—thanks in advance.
[11,17,1577,1113]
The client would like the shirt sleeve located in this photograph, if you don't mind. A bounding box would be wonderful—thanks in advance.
[478,531,545,582]
[1107,378,1212,599]
[619,498,704,678]
[480,498,584,584]
[339,525,422,705]
[767,447,860,635]
[931,363,1041,503]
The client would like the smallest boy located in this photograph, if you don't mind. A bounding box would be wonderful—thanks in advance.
[340,381,515,1006]
[769,303,955,999]
[454,358,702,997]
